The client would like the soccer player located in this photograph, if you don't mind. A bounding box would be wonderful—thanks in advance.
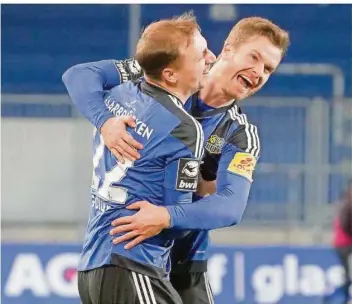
[63,13,215,304]
[63,17,289,304]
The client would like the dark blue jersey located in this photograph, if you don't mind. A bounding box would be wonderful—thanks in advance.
[172,97,260,269]
[75,79,204,279]
[62,58,260,270]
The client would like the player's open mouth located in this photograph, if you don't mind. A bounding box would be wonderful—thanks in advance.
[237,75,253,89]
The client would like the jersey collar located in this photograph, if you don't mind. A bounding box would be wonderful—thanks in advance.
[141,80,183,106]
[191,93,237,119]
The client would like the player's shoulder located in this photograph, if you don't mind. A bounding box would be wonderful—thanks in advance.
[141,81,204,158]
[113,57,143,83]
[140,81,198,128]
[108,79,140,98]
[226,104,260,158]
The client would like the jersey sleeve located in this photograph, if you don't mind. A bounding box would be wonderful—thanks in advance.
[166,123,260,230]
[62,58,143,130]
[200,123,260,181]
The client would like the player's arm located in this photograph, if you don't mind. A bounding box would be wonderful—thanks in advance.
[166,124,260,230]
[62,58,142,130]
[62,58,144,162]
[110,124,259,248]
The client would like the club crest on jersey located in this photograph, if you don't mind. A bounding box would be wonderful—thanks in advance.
[227,152,257,182]
[205,135,225,154]
[176,158,200,192]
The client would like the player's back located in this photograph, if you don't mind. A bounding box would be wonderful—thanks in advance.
[79,80,204,280]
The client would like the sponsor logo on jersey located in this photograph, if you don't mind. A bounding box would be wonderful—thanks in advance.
[114,60,130,83]
[205,135,225,154]
[176,158,200,191]
[227,152,256,181]
[114,59,142,83]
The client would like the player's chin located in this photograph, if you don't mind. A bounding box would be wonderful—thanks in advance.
[236,92,251,100]
[231,86,255,100]
[227,89,247,101]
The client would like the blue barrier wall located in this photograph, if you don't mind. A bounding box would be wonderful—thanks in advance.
[1,243,350,304]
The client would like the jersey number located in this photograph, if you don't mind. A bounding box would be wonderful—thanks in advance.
[91,131,133,204]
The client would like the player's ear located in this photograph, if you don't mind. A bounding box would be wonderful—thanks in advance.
[162,68,178,84]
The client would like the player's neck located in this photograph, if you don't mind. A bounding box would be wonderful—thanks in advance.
[145,77,189,104]
[199,77,234,108]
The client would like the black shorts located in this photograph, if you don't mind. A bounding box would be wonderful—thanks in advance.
[170,266,214,304]
[78,265,182,304]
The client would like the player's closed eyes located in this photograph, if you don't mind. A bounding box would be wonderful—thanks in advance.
[250,53,258,62]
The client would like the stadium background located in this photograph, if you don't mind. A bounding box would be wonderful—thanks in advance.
[1,3,352,303]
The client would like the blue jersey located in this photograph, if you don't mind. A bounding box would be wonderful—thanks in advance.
[172,95,260,271]
[77,79,204,279]
[62,58,260,273]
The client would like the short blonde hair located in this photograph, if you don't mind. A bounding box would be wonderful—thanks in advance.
[225,17,290,57]
[135,11,200,80]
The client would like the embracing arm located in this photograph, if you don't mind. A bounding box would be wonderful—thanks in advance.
[166,124,260,230]
[62,58,144,161]
[62,58,142,130]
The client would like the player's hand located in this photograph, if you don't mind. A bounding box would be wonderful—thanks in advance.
[110,201,171,250]
[100,116,144,164]
[196,178,216,197]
